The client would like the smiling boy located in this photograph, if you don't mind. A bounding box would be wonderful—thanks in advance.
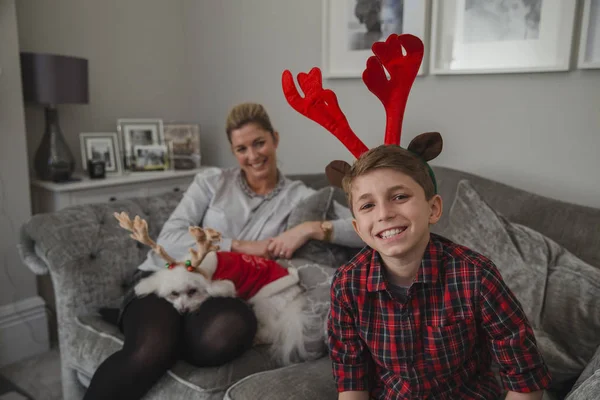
[327,145,551,399]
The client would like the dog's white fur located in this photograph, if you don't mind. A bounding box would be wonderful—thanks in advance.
[134,252,321,365]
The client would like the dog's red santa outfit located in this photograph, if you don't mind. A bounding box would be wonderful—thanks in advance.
[199,251,300,301]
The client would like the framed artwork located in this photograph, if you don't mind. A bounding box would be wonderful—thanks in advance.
[163,123,202,170]
[430,0,577,74]
[117,118,164,169]
[322,0,429,77]
[79,132,122,175]
[578,0,600,69]
[132,144,169,171]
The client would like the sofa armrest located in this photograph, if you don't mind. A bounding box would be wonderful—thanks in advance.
[17,193,182,360]
[566,345,600,399]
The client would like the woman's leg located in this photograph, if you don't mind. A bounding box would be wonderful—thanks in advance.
[83,294,181,400]
[182,296,258,367]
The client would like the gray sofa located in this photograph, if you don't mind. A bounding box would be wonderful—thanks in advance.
[18,166,600,400]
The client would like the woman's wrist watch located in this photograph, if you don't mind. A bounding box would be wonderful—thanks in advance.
[320,221,333,242]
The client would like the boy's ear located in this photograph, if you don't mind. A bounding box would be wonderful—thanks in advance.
[428,194,443,225]
[351,219,362,238]
[272,130,280,147]
[325,160,351,188]
[407,132,443,162]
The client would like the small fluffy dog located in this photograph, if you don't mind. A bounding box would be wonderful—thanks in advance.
[114,212,320,364]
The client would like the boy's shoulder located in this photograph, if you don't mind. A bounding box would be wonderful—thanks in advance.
[432,233,495,276]
[333,246,374,283]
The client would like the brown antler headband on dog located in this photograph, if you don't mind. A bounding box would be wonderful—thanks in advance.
[282,33,442,191]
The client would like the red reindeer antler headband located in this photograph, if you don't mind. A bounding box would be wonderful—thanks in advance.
[282,33,442,190]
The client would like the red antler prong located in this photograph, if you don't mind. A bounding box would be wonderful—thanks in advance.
[282,67,368,159]
[362,33,424,146]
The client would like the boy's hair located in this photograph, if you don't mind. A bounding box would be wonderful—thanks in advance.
[342,145,436,213]
[225,102,275,143]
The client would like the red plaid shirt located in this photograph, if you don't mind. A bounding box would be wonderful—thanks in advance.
[328,233,551,399]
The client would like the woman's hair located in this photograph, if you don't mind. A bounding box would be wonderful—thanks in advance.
[225,102,275,142]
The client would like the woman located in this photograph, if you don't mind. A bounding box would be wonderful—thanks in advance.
[83,102,364,400]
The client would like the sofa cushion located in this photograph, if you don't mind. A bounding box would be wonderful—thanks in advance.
[72,314,281,398]
[278,257,337,357]
[287,187,361,267]
[447,180,600,385]
[224,357,337,400]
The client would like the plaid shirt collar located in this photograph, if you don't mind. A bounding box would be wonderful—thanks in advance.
[237,168,285,200]
[367,234,442,292]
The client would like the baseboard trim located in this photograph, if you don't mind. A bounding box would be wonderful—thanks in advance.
[0,296,50,368]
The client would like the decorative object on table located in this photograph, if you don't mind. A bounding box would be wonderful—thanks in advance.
[163,123,201,170]
[87,159,106,179]
[132,144,169,171]
[20,52,89,182]
[578,0,600,69]
[322,0,428,78]
[429,0,577,74]
[79,132,122,175]
[117,118,164,170]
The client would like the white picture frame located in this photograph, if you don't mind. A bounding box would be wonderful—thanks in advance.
[429,0,577,75]
[117,118,164,169]
[132,144,169,171]
[322,0,429,78]
[79,132,122,175]
[578,0,600,69]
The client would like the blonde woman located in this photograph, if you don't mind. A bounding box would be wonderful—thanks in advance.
[83,102,363,400]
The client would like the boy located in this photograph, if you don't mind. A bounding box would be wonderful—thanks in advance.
[327,144,552,399]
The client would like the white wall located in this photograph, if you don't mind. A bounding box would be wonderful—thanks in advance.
[183,0,600,209]
[16,0,192,175]
[0,0,37,307]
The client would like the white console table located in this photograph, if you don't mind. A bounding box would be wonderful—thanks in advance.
[31,168,205,213]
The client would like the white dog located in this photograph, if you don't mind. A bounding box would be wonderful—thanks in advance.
[114,212,321,365]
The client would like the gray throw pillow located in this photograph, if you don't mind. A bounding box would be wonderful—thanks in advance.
[278,257,336,358]
[287,187,361,267]
[447,180,600,385]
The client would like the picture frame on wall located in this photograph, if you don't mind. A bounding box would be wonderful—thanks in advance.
[578,0,600,69]
[79,132,122,175]
[429,0,577,75]
[117,118,164,170]
[322,0,429,78]
[163,123,202,170]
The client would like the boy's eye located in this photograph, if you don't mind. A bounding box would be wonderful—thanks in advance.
[254,141,265,147]
[359,203,374,211]
[393,194,408,201]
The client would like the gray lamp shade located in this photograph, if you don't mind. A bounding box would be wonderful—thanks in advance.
[20,52,89,105]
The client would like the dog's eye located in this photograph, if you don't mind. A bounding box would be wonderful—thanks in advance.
[187,288,197,296]
[171,291,179,297]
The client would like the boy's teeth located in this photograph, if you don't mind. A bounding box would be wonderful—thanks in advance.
[380,228,404,239]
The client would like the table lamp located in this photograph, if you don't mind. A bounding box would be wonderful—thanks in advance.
[20,52,89,182]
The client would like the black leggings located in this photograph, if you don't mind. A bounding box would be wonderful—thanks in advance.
[83,294,257,400]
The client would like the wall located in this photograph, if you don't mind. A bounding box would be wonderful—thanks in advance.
[16,0,192,175]
[0,0,49,367]
[0,0,37,308]
[183,0,600,209]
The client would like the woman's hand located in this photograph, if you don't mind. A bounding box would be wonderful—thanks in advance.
[231,239,273,259]
[267,222,321,259]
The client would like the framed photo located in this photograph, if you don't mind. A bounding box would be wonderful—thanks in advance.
[132,144,169,171]
[117,118,164,169]
[163,123,202,170]
[79,132,122,175]
[322,0,429,78]
[430,0,577,74]
[578,0,600,69]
